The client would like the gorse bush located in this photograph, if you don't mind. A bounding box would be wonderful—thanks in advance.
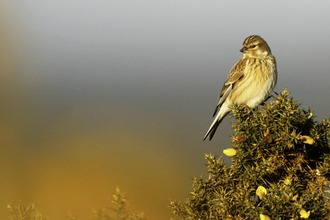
[170,89,330,219]
[91,187,146,220]
[7,203,47,220]
[7,188,146,220]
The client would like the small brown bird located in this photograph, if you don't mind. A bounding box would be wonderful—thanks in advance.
[203,35,277,141]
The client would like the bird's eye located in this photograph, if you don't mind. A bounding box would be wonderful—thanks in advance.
[251,45,256,48]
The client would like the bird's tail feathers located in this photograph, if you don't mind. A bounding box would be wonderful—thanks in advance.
[203,119,222,141]
[203,106,230,141]
[213,84,233,117]
[212,105,220,117]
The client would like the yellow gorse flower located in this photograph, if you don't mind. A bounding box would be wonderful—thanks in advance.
[284,178,292,185]
[260,213,271,220]
[256,186,267,200]
[300,209,310,219]
[223,148,237,157]
[301,136,315,145]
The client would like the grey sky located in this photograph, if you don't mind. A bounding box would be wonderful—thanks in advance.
[13,1,330,111]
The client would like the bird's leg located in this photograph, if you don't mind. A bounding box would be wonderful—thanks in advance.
[240,104,250,112]
[260,95,274,106]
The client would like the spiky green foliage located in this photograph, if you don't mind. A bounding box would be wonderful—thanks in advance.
[7,203,48,220]
[170,89,330,219]
[8,188,146,220]
[91,187,146,220]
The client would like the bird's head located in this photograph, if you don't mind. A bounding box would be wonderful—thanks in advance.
[240,35,272,58]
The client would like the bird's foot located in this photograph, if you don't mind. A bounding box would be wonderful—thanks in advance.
[240,104,250,112]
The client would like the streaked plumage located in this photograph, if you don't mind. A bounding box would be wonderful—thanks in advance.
[204,35,277,141]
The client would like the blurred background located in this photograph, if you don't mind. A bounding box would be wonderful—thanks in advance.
[1,1,330,219]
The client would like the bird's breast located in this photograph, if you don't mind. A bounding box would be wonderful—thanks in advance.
[228,57,276,108]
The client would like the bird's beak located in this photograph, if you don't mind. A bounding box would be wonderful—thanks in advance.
[240,46,248,53]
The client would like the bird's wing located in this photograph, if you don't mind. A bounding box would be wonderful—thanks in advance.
[212,59,246,116]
